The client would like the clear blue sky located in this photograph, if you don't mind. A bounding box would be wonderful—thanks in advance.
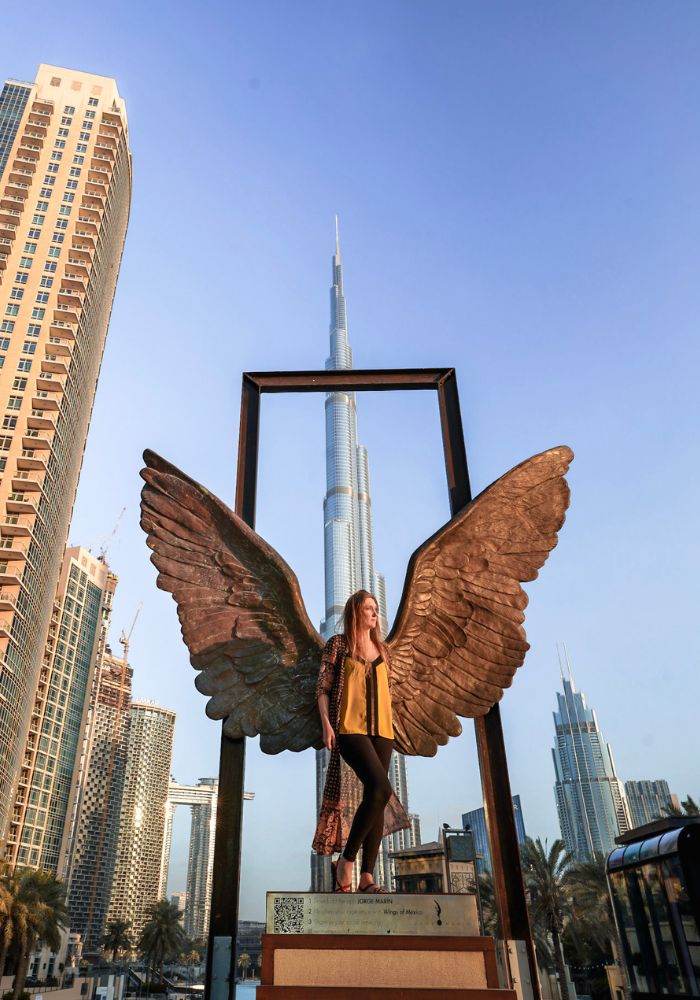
[6,1,700,920]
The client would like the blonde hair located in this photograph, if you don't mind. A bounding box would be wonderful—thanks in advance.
[343,590,385,670]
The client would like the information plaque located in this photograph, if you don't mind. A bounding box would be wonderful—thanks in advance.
[266,891,479,937]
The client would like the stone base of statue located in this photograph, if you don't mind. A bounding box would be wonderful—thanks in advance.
[257,892,515,998]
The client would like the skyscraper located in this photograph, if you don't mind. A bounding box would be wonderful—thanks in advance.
[0,65,131,840]
[624,779,677,829]
[462,795,527,875]
[552,668,630,861]
[106,701,176,942]
[162,777,218,941]
[312,223,417,891]
[63,648,132,950]
[3,546,116,871]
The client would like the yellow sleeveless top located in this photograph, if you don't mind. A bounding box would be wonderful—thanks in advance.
[338,655,394,738]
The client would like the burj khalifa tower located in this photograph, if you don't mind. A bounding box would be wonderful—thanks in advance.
[311,222,420,892]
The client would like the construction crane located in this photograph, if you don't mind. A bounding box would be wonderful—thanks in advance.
[98,506,126,562]
[119,602,142,664]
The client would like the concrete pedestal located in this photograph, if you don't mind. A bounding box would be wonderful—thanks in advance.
[258,893,516,998]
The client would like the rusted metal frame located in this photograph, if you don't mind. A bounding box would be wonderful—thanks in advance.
[207,366,539,999]
[206,378,260,1000]
[436,372,541,998]
[245,367,451,393]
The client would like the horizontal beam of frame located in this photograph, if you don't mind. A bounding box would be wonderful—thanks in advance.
[244,368,453,393]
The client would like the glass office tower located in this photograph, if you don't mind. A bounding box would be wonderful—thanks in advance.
[552,670,630,861]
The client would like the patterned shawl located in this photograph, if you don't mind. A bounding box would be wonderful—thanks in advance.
[311,633,411,855]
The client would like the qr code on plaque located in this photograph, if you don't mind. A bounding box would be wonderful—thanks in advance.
[273,896,305,933]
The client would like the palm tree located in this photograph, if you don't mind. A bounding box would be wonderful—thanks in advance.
[138,899,186,985]
[237,952,250,980]
[664,794,699,817]
[520,837,572,1000]
[478,869,554,972]
[0,872,14,980]
[565,851,615,959]
[0,868,69,1000]
[102,919,132,962]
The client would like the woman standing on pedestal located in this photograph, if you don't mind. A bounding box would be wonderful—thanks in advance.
[313,590,409,893]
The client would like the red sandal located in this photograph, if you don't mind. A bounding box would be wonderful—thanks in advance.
[331,860,352,893]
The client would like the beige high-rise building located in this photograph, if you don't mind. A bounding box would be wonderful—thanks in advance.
[107,702,176,942]
[0,65,131,840]
[3,545,116,871]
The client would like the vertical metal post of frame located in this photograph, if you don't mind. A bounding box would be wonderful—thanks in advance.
[436,370,542,999]
[205,375,261,1000]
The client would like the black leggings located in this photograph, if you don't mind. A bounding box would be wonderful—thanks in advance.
[337,734,393,874]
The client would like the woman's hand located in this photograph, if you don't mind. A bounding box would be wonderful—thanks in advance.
[322,719,336,751]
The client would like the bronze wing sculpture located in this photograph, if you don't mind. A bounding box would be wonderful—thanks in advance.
[140,445,573,756]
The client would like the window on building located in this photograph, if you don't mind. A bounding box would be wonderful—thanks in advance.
[76,143,87,154]
[50,152,62,162]
[35,292,49,304]
[66,179,78,190]
[35,200,49,212]
[39,188,53,199]
[27,229,41,239]
[17,359,32,372]
[46,163,59,174]
[44,262,57,273]
[39,277,53,289]
[22,342,37,354]
[58,127,69,138]
[48,247,61,258]
[54,140,66,150]
[0,436,12,450]
[84,110,95,119]
[4,305,19,316]
[9,288,23,300]
[31,308,44,320]
[60,117,72,126]
[2,416,17,430]
[0,339,10,350]
[27,325,41,337]
[88,97,99,107]
[51,234,64,244]
[62,192,75,203]
[59,205,71,216]
[42,175,56,186]
[55,219,68,230]
[32,214,45,225]
[18,258,32,270]
[24,243,37,254]
[79,131,91,141]
[7,396,22,411]
[0,323,13,334]
[69,168,81,178]
[72,155,84,165]
[64,106,75,114]
[14,273,28,284]
[12,378,27,391]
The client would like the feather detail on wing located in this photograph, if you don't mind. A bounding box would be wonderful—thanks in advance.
[139,450,324,753]
[387,446,573,757]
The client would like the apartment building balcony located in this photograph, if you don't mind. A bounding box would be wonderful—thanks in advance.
[22,430,52,450]
[32,389,60,411]
[0,538,28,559]
[90,157,112,176]
[94,142,115,161]
[50,319,76,340]
[42,354,69,375]
[0,222,17,242]
[27,114,48,130]
[0,205,22,225]
[18,451,47,473]
[54,303,80,324]
[100,112,121,129]
[77,205,102,226]
[17,144,40,161]
[0,619,12,639]
[85,177,107,196]
[28,410,56,430]
[69,243,93,261]
[97,128,117,145]
[0,254,7,271]
[62,272,87,290]
[0,515,34,536]
[0,585,20,613]
[11,157,37,172]
[46,336,73,357]
[4,179,29,195]
[6,493,37,516]
[0,194,25,210]
[58,288,83,307]
[66,257,89,276]
[23,130,44,145]
[76,217,98,236]
[36,371,66,393]
[31,101,53,115]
